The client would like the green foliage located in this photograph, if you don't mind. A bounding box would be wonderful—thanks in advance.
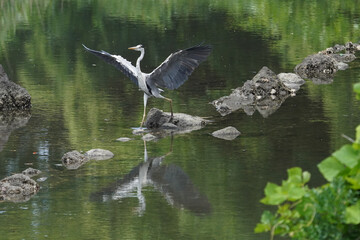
[256,84,360,239]
[354,83,360,100]
[256,169,360,239]
[260,167,310,205]
[345,200,360,224]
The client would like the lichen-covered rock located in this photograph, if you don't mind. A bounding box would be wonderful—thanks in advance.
[332,44,346,53]
[85,149,114,161]
[244,66,290,98]
[212,67,291,117]
[336,62,349,71]
[329,53,356,63]
[344,41,360,53]
[61,150,89,169]
[134,108,208,140]
[212,126,241,140]
[294,54,338,76]
[277,73,305,92]
[0,64,31,110]
[294,54,339,84]
[323,42,360,54]
[0,173,40,202]
[144,108,207,130]
[22,168,42,177]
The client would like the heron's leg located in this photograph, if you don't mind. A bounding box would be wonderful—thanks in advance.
[163,97,173,121]
[140,93,149,128]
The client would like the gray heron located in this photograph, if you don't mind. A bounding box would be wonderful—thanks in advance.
[82,43,211,128]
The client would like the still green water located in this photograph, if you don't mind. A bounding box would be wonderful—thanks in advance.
[1,0,360,239]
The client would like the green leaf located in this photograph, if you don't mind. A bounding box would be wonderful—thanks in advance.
[261,183,287,205]
[353,83,360,94]
[287,185,306,201]
[332,145,360,168]
[254,223,270,233]
[356,125,360,144]
[345,171,360,189]
[318,156,346,181]
[254,211,274,233]
[345,200,360,224]
[302,171,311,184]
[287,167,303,184]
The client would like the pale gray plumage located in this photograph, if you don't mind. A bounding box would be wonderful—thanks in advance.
[83,43,211,127]
[82,44,139,86]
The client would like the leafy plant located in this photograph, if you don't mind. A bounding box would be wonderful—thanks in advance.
[256,87,360,239]
[354,83,360,100]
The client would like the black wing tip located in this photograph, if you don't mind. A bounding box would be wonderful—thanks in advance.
[186,43,212,53]
[82,44,93,52]
[82,44,111,56]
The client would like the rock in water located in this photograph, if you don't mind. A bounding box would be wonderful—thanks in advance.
[212,66,292,117]
[0,174,40,202]
[329,53,356,63]
[85,149,114,161]
[22,168,42,177]
[277,73,305,91]
[212,126,241,140]
[250,66,290,96]
[61,150,90,169]
[142,133,157,142]
[0,64,31,110]
[294,54,338,84]
[144,108,207,129]
[116,137,132,142]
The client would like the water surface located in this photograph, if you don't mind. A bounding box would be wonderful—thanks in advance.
[1,0,360,239]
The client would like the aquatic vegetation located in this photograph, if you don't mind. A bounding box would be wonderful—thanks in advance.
[256,85,360,239]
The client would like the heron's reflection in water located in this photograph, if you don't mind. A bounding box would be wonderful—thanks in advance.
[90,138,211,216]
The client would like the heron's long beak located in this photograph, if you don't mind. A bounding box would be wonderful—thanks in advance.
[128,46,137,50]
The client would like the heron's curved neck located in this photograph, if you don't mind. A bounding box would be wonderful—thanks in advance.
[136,49,145,72]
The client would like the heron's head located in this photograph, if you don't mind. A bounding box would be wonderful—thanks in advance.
[128,44,143,51]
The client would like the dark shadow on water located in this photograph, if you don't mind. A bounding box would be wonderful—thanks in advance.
[90,138,211,216]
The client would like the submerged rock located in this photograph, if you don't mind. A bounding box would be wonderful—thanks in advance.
[0,64,31,110]
[212,66,292,117]
[0,173,40,202]
[22,168,42,177]
[61,150,89,169]
[142,133,157,142]
[116,137,132,142]
[132,128,147,135]
[37,177,48,182]
[85,149,114,161]
[212,126,241,140]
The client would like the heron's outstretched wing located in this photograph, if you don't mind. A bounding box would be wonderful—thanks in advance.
[82,44,138,86]
[148,44,211,90]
